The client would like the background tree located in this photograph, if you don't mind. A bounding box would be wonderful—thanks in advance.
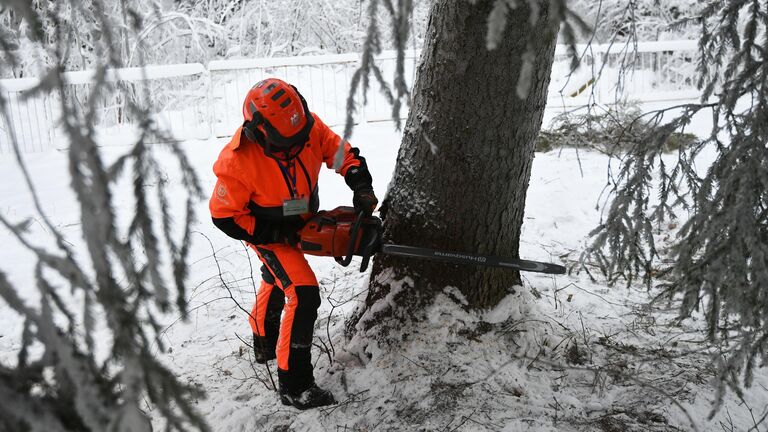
[0,1,207,430]
[569,0,704,42]
[0,0,226,78]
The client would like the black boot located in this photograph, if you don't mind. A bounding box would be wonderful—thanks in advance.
[277,352,335,410]
[279,384,336,410]
[253,334,276,364]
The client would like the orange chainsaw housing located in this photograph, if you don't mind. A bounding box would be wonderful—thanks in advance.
[298,207,381,263]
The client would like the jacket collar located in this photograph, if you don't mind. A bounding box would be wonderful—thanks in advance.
[229,127,245,151]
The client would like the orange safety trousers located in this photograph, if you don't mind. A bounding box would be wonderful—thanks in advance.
[247,243,320,393]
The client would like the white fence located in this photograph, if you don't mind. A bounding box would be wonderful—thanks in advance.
[0,40,701,154]
[207,50,421,137]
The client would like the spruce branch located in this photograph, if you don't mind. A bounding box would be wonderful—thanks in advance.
[0,1,207,430]
[584,0,768,411]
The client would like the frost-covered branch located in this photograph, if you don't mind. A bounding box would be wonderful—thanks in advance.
[0,1,207,430]
[585,0,768,412]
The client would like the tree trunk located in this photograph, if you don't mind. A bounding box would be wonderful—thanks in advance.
[359,0,558,327]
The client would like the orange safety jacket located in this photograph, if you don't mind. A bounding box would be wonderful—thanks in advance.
[209,113,366,242]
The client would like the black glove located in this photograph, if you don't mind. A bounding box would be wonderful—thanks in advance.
[252,218,302,245]
[345,162,377,216]
[353,188,378,216]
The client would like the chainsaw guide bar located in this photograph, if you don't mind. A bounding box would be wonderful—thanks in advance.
[380,244,567,275]
[299,207,566,275]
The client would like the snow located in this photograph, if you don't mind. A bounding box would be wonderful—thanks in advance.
[1,42,700,156]
[1,114,767,431]
[553,39,698,56]
[0,63,207,92]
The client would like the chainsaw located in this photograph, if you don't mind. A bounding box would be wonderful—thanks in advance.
[298,207,566,274]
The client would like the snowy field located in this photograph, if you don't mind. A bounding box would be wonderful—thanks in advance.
[1,112,767,431]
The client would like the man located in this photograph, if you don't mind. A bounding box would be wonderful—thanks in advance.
[209,78,377,409]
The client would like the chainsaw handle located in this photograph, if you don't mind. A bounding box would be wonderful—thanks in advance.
[338,211,364,267]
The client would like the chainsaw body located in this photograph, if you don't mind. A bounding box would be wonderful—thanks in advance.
[298,206,382,271]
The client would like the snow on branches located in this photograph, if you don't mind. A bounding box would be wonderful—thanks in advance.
[0,1,206,431]
[584,0,768,414]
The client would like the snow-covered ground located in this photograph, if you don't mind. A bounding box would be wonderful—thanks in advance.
[1,115,766,431]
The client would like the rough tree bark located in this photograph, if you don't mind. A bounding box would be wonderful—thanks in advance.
[358,0,559,327]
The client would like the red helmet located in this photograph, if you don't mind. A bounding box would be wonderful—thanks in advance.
[241,78,315,160]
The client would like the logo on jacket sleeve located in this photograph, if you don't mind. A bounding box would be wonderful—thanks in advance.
[215,184,230,205]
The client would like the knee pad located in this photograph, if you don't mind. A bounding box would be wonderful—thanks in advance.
[294,285,321,311]
[287,286,321,349]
